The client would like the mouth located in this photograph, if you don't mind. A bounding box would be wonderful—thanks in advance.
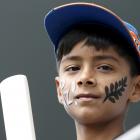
[75,93,101,101]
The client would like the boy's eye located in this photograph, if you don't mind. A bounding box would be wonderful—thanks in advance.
[97,65,113,72]
[65,66,80,72]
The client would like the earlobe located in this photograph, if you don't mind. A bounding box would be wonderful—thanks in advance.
[55,76,64,104]
[129,75,140,103]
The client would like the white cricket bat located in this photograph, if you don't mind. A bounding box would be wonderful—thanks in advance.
[115,124,140,140]
[0,75,36,140]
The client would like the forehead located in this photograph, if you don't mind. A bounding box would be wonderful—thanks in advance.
[61,41,122,63]
[58,41,132,77]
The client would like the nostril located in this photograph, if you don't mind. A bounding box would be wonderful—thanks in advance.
[86,81,93,85]
[77,79,97,86]
[78,81,93,85]
[78,81,83,85]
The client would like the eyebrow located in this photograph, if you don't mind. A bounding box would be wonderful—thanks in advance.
[61,55,120,64]
[61,56,82,63]
[94,55,120,63]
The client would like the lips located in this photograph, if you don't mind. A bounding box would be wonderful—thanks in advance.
[75,93,101,100]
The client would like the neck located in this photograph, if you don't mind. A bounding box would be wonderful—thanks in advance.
[75,114,125,140]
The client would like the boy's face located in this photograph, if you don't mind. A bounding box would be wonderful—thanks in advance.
[55,40,140,124]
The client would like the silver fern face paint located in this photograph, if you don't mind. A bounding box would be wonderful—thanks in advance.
[60,80,77,107]
[103,77,127,103]
[60,79,65,90]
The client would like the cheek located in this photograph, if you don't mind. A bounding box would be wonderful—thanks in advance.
[101,76,129,104]
[59,75,78,90]
[59,77,78,106]
[59,78,75,91]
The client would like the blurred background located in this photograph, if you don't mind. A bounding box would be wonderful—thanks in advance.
[0,0,140,139]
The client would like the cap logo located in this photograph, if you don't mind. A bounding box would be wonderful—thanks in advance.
[130,31,140,54]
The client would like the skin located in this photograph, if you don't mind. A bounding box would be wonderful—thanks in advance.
[55,40,140,140]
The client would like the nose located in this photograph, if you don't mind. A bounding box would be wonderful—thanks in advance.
[77,68,97,87]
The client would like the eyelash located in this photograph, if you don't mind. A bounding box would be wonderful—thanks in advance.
[64,64,113,73]
[97,65,113,72]
[65,66,80,72]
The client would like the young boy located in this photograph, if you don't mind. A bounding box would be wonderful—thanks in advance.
[44,2,140,140]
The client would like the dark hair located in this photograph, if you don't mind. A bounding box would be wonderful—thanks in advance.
[56,24,140,76]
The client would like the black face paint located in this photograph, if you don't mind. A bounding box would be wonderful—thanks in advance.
[103,77,127,103]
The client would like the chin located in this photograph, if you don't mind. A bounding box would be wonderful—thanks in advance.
[66,107,105,125]
[65,107,121,126]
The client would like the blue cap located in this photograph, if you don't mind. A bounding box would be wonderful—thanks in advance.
[44,2,140,58]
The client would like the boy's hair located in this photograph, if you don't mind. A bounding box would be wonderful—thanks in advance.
[56,24,140,77]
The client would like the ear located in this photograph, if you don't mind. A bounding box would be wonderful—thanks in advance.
[55,76,64,105]
[129,75,140,103]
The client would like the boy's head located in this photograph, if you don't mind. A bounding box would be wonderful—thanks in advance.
[44,3,140,125]
[56,24,140,77]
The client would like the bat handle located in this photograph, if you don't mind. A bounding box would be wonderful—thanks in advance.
[0,75,36,140]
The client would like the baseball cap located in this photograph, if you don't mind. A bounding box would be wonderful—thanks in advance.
[44,2,140,59]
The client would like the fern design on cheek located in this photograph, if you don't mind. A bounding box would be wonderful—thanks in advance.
[103,77,127,103]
